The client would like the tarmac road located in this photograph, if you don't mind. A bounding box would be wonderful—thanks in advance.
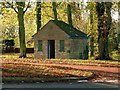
[1,81,119,89]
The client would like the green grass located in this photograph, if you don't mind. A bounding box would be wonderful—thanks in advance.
[1,53,119,68]
[1,52,120,61]
[2,58,93,78]
[2,69,17,73]
[1,53,34,59]
[1,53,119,83]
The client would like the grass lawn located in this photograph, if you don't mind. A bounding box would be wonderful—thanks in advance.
[1,53,119,83]
[1,53,119,67]
[1,53,93,82]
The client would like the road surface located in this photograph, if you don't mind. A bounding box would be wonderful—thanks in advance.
[2,82,119,89]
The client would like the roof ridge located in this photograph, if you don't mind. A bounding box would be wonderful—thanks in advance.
[52,20,87,38]
[33,20,88,39]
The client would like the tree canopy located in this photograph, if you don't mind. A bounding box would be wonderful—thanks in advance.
[1,1,119,59]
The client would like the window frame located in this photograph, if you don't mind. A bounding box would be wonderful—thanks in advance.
[38,40,42,52]
[59,40,64,52]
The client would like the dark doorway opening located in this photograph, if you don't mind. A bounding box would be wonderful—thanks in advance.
[48,40,55,59]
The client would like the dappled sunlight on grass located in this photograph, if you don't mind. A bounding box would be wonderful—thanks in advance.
[1,53,119,68]
[1,53,119,84]
[0,53,34,59]
[2,60,93,78]
[112,52,120,61]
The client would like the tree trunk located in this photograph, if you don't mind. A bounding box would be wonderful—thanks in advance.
[96,2,112,60]
[52,2,57,21]
[104,2,112,59]
[118,2,120,51]
[36,2,41,32]
[90,37,94,57]
[67,3,72,26]
[17,2,26,58]
[89,7,94,57]
[96,2,104,59]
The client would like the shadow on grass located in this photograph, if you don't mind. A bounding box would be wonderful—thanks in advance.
[2,75,94,83]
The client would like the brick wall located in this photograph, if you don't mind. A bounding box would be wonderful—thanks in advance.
[34,21,69,59]
[33,21,88,59]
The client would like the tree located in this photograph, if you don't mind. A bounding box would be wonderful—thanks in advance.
[96,2,112,60]
[88,2,95,57]
[36,1,41,32]
[118,2,120,49]
[7,1,30,58]
[1,8,18,40]
[67,3,72,26]
[52,2,57,21]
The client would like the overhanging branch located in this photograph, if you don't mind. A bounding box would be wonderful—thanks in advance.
[7,2,18,13]
[23,0,30,14]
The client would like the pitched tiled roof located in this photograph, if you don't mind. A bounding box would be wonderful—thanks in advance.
[33,20,88,39]
[52,20,87,38]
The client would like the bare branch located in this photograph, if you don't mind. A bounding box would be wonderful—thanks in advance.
[56,2,62,7]
[41,5,52,8]
[7,2,18,13]
[42,11,54,18]
[23,0,30,14]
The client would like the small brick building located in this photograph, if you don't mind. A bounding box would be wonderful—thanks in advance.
[33,20,88,59]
